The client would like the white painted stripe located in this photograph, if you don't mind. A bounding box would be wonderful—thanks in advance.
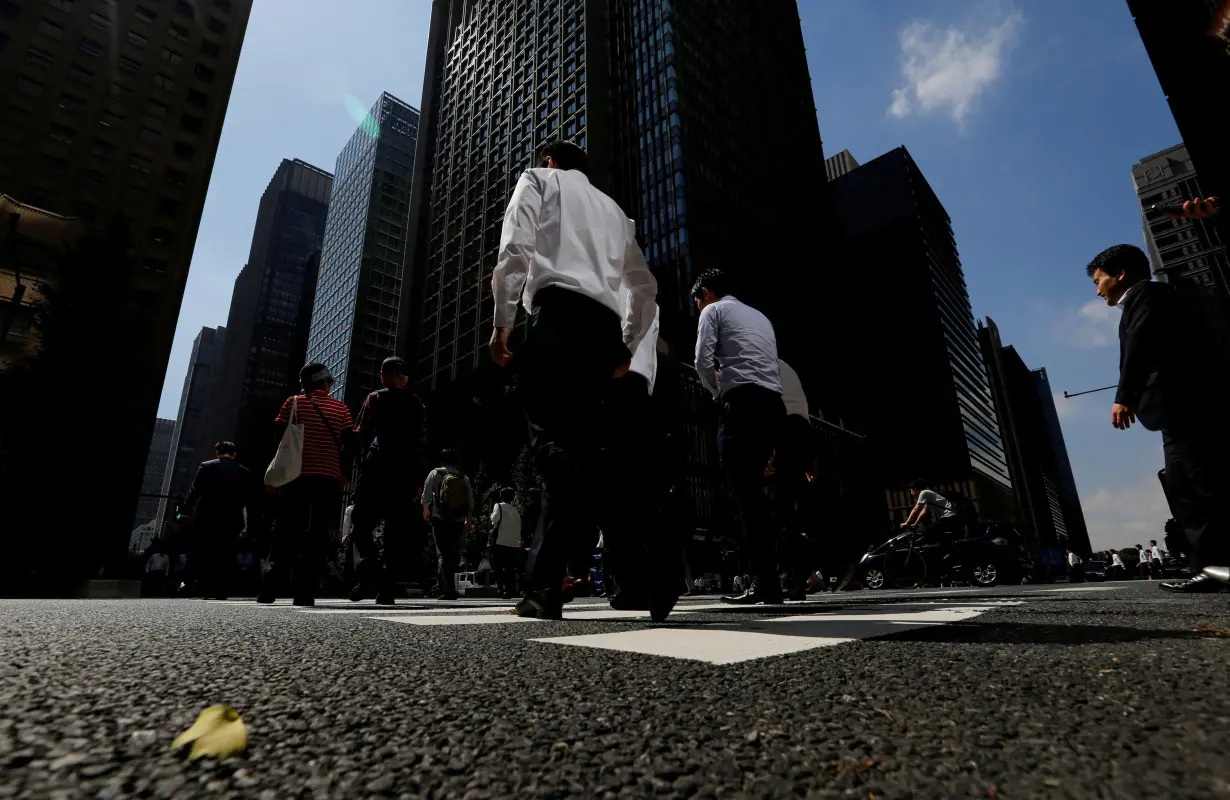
[534,628,855,665]
[371,614,539,626]
[1043,586,1120,592]
[297,606,516,615]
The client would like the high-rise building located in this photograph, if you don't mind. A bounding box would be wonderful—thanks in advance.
[0,0,253,562]
[401,0,835,535]
[208,159,332,470]
[1127,0,1230,301]
[979,317,1088,556]
[158,325,226,532]
[306,92,419,410]
[828,147,1013,522]
[1132,143,1228,291]
[131,417,175,531]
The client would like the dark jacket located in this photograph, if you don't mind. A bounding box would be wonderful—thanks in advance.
[355,387,424,473]
[182,458,260,532]
[1116,281,1223,432]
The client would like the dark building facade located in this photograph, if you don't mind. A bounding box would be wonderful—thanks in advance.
[158,324,226,531]
[828,147,1013,523]
[401,0,835,536]
[307,92,419,411]
[1133,143,1228,291]
[131,417,175,532]
[1127,0,1230,302]
[0,0,253,565]
[209,158,332,470]
[979,318,1089,556]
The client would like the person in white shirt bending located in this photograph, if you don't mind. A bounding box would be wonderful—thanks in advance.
[488,488,522,600]
[489,139,657,620]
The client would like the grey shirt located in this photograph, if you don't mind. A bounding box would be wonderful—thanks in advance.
[694,296,782,399]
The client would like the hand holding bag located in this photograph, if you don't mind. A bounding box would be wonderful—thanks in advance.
[265,396,304,487]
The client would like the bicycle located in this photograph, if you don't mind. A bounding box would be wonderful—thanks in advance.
[861,525,929,590]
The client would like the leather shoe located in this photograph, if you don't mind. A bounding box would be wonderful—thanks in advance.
[1203,566,1230,584]
[514,593,563,620]
[721,586,784,605]
[375,592,396,606]
[1159,573,1227,593]
[609,592,650,612]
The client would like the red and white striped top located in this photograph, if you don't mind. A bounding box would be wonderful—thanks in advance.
[275,390,354,482]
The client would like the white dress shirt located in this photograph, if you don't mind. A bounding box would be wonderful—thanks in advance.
[491,167,657,353]
[778,360,809,419]
[629,304,660,393]
[1111,552,1125,568]
[1150,545,1162,562]
[694,295,782,399]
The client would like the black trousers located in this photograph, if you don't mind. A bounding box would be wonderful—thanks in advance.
[349,462,420,592]
[771,413,815,589]
[519,287,629,598]
[717,384,787,589]
[1163,429,1230,570]
[194,524,240,597]
[264,475,342,600]
[431,519,464,598]
[492,544,522,595]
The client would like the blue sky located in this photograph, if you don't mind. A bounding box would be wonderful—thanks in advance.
[161,0,1180,552]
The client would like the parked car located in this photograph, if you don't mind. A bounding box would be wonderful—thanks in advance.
[1082,560,1108,582]
[858,520,1034,590]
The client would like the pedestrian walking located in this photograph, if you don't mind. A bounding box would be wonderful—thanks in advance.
[421,450,474,601]
[772,359,814,599]
[1148,539,1164,580]
[489,488,522,599]
[181,441,261,599]
[260,363,353,607]
[1086,244,1230,591]
[1066,549,1084,583]
[691,268,788,606]
[144,548,170,596]
[348,356,425,605]
[1109,550,1126,580]
[488,139,657,619]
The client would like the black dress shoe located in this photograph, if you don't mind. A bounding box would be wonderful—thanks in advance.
[349,583,366,602]
[649,590,679,623]
[1160,574,1227,593]
[292,597,315,607]
[375,592,396,606]
[1204,566,1230,584]
[513,593,562,620]
[721,586,785,605]
[609,592,650,611]
[256,594,275,605]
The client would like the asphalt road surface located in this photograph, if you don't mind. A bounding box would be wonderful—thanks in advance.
[2,581,1228,799]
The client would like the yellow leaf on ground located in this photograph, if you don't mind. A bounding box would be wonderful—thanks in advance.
[172,705,248,760]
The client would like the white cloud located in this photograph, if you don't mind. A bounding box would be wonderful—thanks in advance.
[1081,477,1169,552]
[888,7,1024,125]
[1056,299,1120,349]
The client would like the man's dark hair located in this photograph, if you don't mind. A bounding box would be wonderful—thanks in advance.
[908,478,927,491]
[381,356,407,376]
[500,487,515,504]
[537,139,589,175]
[690,268,732,299]
[300,362,333,391]
[440,448,459,467]
[215,441,237,457]
[1086,244,1151,283]
[1150,539,1157,546]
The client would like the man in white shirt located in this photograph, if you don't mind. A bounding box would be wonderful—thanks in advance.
[488,488,522,599]
[1148,539,1164,578]
[692,268,788,605]
[489,140,657,620]
[1066,549,1085,583]
[1109,550,1126,580]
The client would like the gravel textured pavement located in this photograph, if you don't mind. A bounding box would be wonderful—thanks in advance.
[2,581,1228,799]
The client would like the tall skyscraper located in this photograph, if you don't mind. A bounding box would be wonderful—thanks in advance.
[1127,0,1230,302]
[131,417,175,531]
[828,147,1013,521]
[400,0,834,535]
[307,92,419,410]
[0,0,253,563]
[209,159,333,470]
[158,325,226,532]
[1132,143,1228,291]
[979,318,1088,555]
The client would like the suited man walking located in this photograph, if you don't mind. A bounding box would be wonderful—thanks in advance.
[1086,244,1229,591]
[182,441,261,599]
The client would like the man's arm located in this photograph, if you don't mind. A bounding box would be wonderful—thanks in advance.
[1114,288,1166,422]
[620,228,658,354]
[182,463,208,517]
[694,304,721,398]
[421,469,438,522]
[489,171,542,365]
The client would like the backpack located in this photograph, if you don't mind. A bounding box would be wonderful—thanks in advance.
[438,469,471,518]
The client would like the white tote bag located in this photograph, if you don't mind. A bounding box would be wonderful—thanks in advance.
[264,395,304,487]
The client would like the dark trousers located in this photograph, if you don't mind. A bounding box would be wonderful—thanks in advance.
[718,384,787,589]
[1163,430,1230,570]
[519,287,628,598]
[431,519,464,598]
[493,544,522,596]
[349,463,420,593]
[194,525,239,597]
[771,413,815,589]
[264,475,341,601]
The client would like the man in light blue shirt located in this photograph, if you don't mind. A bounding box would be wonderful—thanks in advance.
[692,269,787,605]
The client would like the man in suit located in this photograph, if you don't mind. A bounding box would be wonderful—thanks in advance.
[1087,244,1230,591]
[182,441,262,599]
